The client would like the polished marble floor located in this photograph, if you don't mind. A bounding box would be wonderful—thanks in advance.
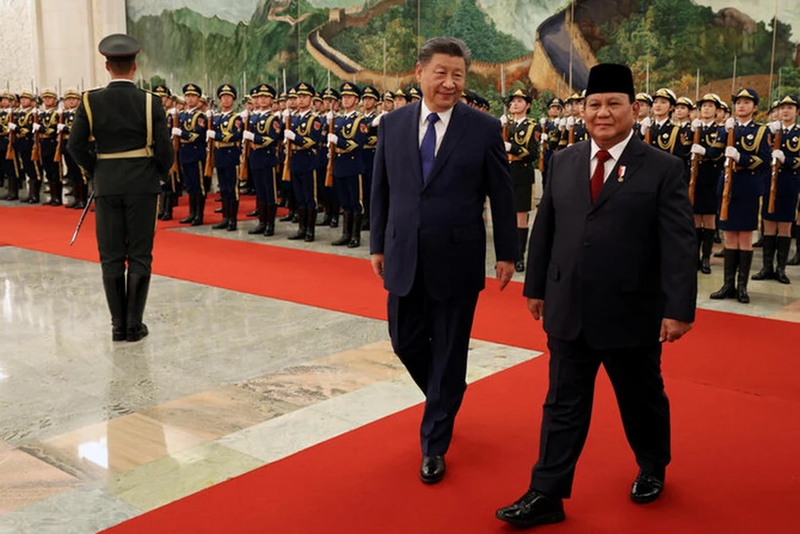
[2,189,800,532]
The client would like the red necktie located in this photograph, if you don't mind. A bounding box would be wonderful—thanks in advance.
[591,150,611,202]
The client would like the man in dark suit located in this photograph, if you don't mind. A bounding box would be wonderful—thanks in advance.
[370,37,517,485]
[68,34,174,342]
[496,64,697,528]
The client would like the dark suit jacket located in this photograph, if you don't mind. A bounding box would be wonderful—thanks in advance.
[524,135,697,349]
[68,80,173,197]
[370,101,517,300]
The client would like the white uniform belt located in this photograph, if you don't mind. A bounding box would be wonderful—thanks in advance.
[96,147,153,160]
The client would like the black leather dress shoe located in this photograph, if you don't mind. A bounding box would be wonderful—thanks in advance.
[496,490,566,528]
[126,323,149,342]
[630,471,665,504]
[419,455,446,484]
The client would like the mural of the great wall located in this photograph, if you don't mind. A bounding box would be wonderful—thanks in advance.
[127,0,800,111]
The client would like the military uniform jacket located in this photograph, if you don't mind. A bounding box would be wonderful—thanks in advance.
[12,108,36,151]
[362,110,378,167]
[288,110,322,174]
[0,108,12,150]
[774,124,800,196]
[38,107,60,158]
[715,120,771,199]
[248,111,282,170]
[67,80,174,197]
[176,108,207,165]
[211,111,243,168]
[541,119,560,163]
[333,110,367,178]
[692,122,724,184]
[558,119,589,148]
[649,119,690,162]
[317,114,331,169]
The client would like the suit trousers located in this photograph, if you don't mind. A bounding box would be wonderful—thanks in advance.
[95,194,159,279]
[388,266,479,457]
[530,334,671,498]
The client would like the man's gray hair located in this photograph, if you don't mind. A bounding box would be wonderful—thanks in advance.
[418,37,471,70]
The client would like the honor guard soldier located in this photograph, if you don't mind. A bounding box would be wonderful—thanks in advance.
[36,88,62,205]
[208,84,243,231]
[710,88,771,303]
[393,87,408,109]
[407,86,422,103]
[279,86,300,223]
[382,90,395,112]
[313,91,324,114]
[67,33,174,342]
[539,97,563,186]
[153,84,178,220]
[1,90,19,200]
[60,89,88,209]
[557,93,583,148]
[753,95,800,283]
[284,82,323,241]
[315,89,332,226]
[688,93,725,273]
[320,87,340,227]
[11,90,42,203]
[633,92,653,138]
[172,83,207,226]
[244,83,282,236]
[329,82,367,247]
[360,84,380,230]
[501,88,539,272]
[674,96,694,168]
[640,88,690,165]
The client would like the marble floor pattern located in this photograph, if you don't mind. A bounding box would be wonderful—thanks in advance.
[0,246,543,533]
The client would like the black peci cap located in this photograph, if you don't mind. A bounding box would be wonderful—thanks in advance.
[98,34,141,62]
[585,64,635,101]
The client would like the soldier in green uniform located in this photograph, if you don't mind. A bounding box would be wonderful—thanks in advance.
[67,34,174,342]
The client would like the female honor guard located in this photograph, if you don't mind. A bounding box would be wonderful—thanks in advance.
[243,84,282,236]
[209,84,243,231]
[688,93,725,273]
[752,95,800,283]
[710,89,771,303]
[501,88,539,272]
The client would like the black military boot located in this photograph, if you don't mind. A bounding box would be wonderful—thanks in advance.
[212,199,229,229]
[516,227,529,272]
[304,206,316,242]
[789,226,800,266]
[125,273,150,342]
[700,228,714,274]
[4,174,18,200]
[737,250,753,304]
[246,203,259,217]
[180,195,197,224]
[751,235,776,280]
[227,200,239,231]
[248,203,267,234]
[28,180,41,203]
[157,192,167,220]
[288,207,307,240]
[264,204,277,236]
[695,227,704,270]
[321,197,334,226]
[192,195,206,226]
[102,275,127,342]
[710,249,739,299]
[775,236,792,285]
[72,182,87,209]
[162,192,173,221]
[48,179,62,206]
[332,211,352,246]
[348,214,363,248]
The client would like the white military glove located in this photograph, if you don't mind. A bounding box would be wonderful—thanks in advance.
[640,117,651,133]
[239,110,249,120]
[691,118,703,131]
[566,116,575,130]
[171,127,182,137]
[206,130,216,140]
[205,109,213,118]
[284,129,296,142]
[557,118,566,131]
[690,144,706,156]
[243,131,255,142]
[540,132,549,142]
[32,123,40,132]
[282,108,291,120]
[325,110,334,121]
[504,141,512,152]
[327,133,338,145]
[773,149,786,164]
[57,123,66,133]
[725,117,736,131]
[539,117,547,127]
[725,146,741,162]
[499,114,508,126]
[167,107,177,115]
[8,123,16,131]
[371,113,382,127]
[769,120,782,134]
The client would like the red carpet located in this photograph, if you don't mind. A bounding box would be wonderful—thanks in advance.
[2,204,799,533]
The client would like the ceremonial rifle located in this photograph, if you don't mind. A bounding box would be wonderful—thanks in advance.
[170,108,180,175]
[719,124,737,221]
[281,70,292,182]
[5,107,15,161]
[687,126,701,205]
[54,107,64,163]
[69,190,95,246]
[538,117,546,173]
[325,109,335,187]
[240,110,250,180]
[204,110,215,178]
[768,129,782,214]
[31,109,41,163]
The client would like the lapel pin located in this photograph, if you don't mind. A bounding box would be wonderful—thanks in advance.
[617,166,626,182]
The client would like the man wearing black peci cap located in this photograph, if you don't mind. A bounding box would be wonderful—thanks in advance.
[67,34,174,342]
[496,63,697,528]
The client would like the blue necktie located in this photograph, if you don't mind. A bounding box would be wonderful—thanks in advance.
[420,112,439,184]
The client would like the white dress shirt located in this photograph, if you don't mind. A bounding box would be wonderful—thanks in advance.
[589,130,634,183]
[418,100,453,157]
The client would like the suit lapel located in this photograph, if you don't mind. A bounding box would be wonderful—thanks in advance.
[423,102,467,189]
[590,135,646,212]
[574,142,592,208]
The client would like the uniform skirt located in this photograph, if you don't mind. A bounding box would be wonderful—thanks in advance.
[718,195,759,231]
[510,161,534,212]
[693,177,718,215]
[762,194,799,222]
